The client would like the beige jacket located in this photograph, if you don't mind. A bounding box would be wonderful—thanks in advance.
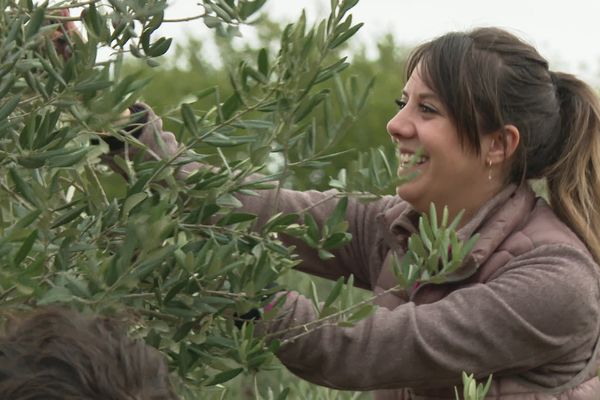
[244,184,600,399]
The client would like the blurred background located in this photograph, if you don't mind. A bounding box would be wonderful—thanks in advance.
[159,0,600,86]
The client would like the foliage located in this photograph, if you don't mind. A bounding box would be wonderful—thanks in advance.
[130,22,410,192]
[0,0,380,397]
[391,204,480,289]
[457,373,493,400]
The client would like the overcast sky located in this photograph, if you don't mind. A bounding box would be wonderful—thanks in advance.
[158,0,600,85]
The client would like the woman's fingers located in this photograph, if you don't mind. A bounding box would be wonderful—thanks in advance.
[48,8,81,61]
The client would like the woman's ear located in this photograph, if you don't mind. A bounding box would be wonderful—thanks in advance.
[486,124,520,164]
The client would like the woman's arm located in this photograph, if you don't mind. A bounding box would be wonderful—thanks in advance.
[117,103,402,288]
[260,244,600,390]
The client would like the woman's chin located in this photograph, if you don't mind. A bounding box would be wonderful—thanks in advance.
[396,168,425,196]
[395,181,418,201]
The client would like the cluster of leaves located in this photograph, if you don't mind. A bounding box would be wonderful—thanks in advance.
[456,373,493,400]
[391,204,480,289]
[201,0,267,36]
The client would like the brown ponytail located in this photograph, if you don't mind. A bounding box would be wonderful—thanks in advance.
[545,72,600,263]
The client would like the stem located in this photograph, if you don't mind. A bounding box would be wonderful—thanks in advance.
[264,284,403,343]
[0,181,36,211]
[141,91,276,186]
[163,13,207,23]
[135,308,180,323]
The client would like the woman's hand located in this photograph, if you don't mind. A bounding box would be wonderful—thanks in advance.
[48,9,81,61]
[102,103,202,179]
[132,104,180,161]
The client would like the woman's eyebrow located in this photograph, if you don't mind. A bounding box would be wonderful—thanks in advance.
[401,90,440,101]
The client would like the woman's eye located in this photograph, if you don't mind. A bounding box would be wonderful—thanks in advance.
[419,104,437,113]
[395,99,406,109]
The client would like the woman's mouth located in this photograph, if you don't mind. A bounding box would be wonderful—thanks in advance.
[398,152,429,169]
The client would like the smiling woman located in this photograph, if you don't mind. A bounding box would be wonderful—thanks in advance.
[123,27,600,400]
[387,69,508,223]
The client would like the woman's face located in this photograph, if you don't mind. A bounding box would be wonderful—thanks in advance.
[387,68,497,218]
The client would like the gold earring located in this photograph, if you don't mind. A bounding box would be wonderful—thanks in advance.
[487,159,493,181]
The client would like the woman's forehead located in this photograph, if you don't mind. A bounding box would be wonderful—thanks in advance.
[403,70,439,99]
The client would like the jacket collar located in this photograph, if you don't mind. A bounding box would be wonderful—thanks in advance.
[380,184,537,281]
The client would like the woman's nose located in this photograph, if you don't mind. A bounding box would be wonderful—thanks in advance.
[386,109,415,141]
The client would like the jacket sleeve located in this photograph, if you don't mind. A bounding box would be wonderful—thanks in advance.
[239,187,402,289]
[260,244,600,391]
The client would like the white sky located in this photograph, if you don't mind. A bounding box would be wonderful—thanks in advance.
[158,0,600,85]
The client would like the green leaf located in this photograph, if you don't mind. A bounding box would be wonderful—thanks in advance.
[195,86,218,100]
[323,276,344,309]
[181,103,199,136]
[0,95,21,121]
[348,304,375,323]
[235,119,273,130]
[15,209,42,229]
[408,235,427,259]
[314,58,349,84]
[276,388,290,400]
[121,192,148,216]
[25,5,46,40]
[216,193,243,208]
[172,321,194,343]
[46,147,89,167]
[73,79,113,93]
[326,196,348,233]
[262,213,299,234]
[418,215,434,251]
[257,48,269,76]
[38,286,74,305]
[339,0,360,17]
[220,92,242,121]
[147,37,172,57]
[206,368,244,386]
[63,274,91,299]
[203,15,221,28]
[212,2,233,22]
[448,209,465,232]
[50,204,87,229]
[323,232,351,249]
[14,229,38,265]
[217,212,257,226]
[429,203,439,231]
[250,145,271,165]
[309,280,320,311]
[9,168,39,207]
[329,23,363,49]
[83,3,108,40]
[293,90,329,123]
[318,249,335,260]
[303,213,320,244]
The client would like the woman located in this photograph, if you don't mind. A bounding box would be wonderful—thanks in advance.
[133,28,600,399]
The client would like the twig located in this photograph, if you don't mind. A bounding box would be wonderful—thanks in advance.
[265,284,403,343]
[163,13,207,23]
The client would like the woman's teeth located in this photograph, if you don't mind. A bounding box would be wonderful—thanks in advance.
[398,152,428,167]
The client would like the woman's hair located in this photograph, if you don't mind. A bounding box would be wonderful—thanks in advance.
[0,307,178,400]
[406,27,600,263]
